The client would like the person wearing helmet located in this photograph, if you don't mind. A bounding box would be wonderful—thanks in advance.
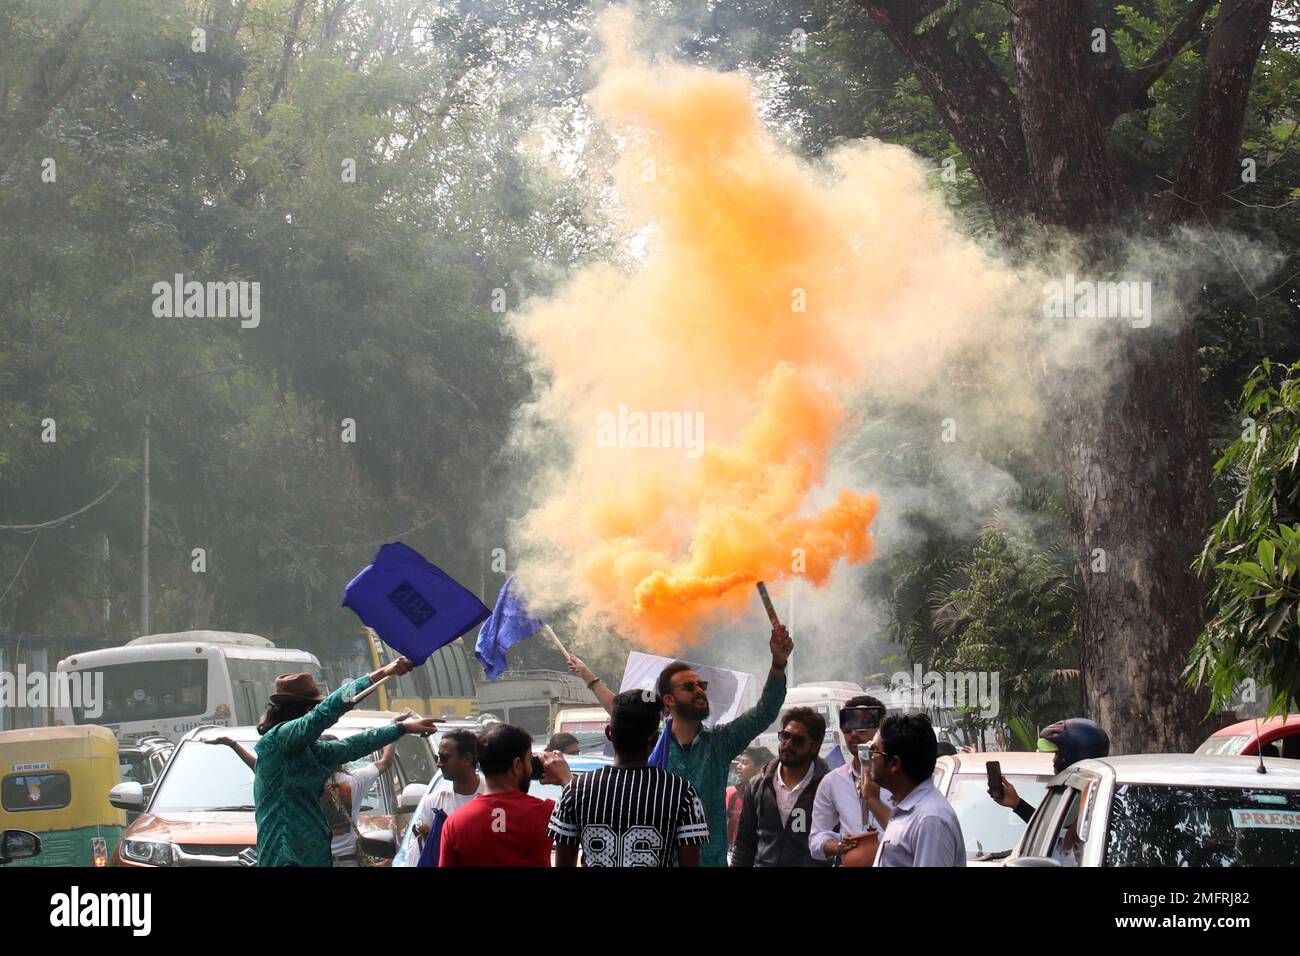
[990,718,1110,823]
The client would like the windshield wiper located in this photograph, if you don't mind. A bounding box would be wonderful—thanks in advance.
[206,804,257,812]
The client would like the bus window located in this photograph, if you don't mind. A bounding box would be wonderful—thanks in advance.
[236,680,259,726]
[508,706,552,738]
[76,660,208,725]
[227,656,320,724]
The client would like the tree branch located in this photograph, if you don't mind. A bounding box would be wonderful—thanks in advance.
[1130,0,1215,98]
[268,0,308,110]
[854,0,1033,235]
[0,0,105,174]
[1159,0,1273,226]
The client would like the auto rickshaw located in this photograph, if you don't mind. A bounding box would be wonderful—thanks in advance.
[0,725,126,866]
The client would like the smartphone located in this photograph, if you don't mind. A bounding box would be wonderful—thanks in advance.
[986,760,1004,801]
[756,581,781,626]
[530,755,546,781]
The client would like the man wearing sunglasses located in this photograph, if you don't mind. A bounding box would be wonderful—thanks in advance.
[731,707,832,867]
[651,622,793,867]
[394,729,483,867]
[810,696,892,865]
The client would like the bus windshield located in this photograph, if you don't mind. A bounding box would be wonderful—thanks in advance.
[73,659,208,725]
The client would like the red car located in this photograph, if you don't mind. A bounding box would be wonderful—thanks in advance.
[1196,714,1300,760]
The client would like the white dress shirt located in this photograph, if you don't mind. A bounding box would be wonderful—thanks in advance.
[874,778,966,867]
[773,761,816,827]
[809,760,891,861]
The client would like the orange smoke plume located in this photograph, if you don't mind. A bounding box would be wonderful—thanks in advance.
[514,26,1007,653]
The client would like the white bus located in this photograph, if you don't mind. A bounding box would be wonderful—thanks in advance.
[55,631,323,742]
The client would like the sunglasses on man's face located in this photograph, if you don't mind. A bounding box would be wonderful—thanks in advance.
[672,679,709,694]
[777,730,811,747]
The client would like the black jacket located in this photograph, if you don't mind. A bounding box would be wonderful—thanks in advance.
[731,757,833,867]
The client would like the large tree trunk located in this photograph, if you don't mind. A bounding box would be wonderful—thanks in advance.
[1051,320,1215,753]
[855,0,1274,751]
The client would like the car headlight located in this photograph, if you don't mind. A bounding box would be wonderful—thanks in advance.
[121,839,177,866]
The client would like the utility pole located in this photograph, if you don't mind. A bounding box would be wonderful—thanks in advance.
[101,533,111,630]
[139,415,150,636]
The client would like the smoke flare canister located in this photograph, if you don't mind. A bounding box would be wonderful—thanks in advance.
[756,581,781,627]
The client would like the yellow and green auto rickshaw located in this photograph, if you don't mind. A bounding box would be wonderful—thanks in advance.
[0,725,126,866]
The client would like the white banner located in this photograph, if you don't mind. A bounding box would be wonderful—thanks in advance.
[619,651,755,727]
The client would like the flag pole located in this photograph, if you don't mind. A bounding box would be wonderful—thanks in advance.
[348,673,392,705]
[541,623,570,660]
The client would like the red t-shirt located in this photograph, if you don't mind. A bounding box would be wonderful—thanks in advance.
[438,790,555,867]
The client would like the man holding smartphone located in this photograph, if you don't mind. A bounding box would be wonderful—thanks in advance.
[810,696,892,865]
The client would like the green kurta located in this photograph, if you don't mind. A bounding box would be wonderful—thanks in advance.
[666,671,786,867]
[253,675,403,867]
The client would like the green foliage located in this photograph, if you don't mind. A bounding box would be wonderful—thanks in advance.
[1194,361,1300,712]
[919,516,1080,739]
[0,0,599,657]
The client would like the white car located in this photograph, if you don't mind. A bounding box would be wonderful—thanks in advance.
[933,751,1056,865]
[1006,754,1300,867]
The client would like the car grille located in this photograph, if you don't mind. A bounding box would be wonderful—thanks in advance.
[176,843,257,866]
[178,843,243,857]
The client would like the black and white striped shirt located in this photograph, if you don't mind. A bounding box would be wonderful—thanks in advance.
[548,766,710,867]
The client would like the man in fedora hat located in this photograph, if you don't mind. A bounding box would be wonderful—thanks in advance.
[253,657,438,866]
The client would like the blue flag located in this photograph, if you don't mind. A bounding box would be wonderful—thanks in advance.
[342,542,490,666]
[475,576,546,680]
[647,717,673,770]
[415,807,448,868]
[825,744,846,770]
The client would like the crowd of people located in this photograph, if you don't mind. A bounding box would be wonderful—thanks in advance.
[245,624,1110,867]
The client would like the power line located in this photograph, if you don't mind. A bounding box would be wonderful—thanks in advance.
[0,467,136,534]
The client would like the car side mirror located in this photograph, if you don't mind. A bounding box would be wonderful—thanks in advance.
[398,783,425,813]
[357,829,398,860]
[109,781,145,811]
[1005,855,1062,867]
[0,829,42,864]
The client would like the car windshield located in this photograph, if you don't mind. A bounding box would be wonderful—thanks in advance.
[150,740,256,812]
[1195,735,1250,756]
[948,773,1051,857]
[1106,783,1300,866]
[152,736,393,813]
